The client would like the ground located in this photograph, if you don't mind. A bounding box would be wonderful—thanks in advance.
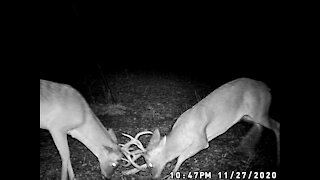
[40,71,280,180]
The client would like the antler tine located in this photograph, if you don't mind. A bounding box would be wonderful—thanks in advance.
[120,133,137,149]
[122,133,134,139]
[122,154,142,167]
[119,143,135,150]
[122,150,146,171]
[121,131,152,152]
[121,157,131,167]
[134,131,153,151]
[120,135,143,159]
[120,145,143,161]
[122,164,148,175]
[120,131,153,173]
[135,131,153,139]
[121,150,142,167]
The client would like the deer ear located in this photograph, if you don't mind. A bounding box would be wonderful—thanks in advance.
[108,128,118,143]
[147,129,161,148]
[159,136,166,148]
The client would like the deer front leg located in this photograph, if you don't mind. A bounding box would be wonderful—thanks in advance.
[172,140,209,174]
[50,130,75,180]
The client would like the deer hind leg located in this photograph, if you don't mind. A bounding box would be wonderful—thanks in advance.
[257,118,280,165]
[172,136,209,174]
[50,130,75,180]
[237,115,264,157]
[241,115,280,165]
[271,118,280,166]
[238,121,263,157]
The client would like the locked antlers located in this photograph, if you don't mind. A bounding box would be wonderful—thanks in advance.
[119,131,152,174]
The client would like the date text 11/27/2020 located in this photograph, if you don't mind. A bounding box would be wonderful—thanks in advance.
[218,171,277,179]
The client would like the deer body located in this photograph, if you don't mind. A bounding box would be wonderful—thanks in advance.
[40,80,122,180]
[144,78,280,179]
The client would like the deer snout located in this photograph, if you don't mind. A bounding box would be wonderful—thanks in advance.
[150,167,162,179]
[101,167,114,180]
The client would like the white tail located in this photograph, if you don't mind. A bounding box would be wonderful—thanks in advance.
[40,80,123,180]
[123,78,280,179]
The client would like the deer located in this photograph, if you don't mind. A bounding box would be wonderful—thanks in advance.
[40,79,123,180]
[120,78,280,179]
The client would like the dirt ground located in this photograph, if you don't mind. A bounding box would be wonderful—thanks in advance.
[40,72,280,180]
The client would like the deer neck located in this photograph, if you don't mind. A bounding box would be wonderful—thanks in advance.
[69,114,117,158]
[162,132,192,163]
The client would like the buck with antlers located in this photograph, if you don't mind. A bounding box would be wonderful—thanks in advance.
[121,78,280,179]
[40,80,123,180]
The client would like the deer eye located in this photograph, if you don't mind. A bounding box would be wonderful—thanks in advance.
[111,162,117,167]
[148,163,153,168]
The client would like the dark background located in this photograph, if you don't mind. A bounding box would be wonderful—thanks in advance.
[40,0,287,133]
